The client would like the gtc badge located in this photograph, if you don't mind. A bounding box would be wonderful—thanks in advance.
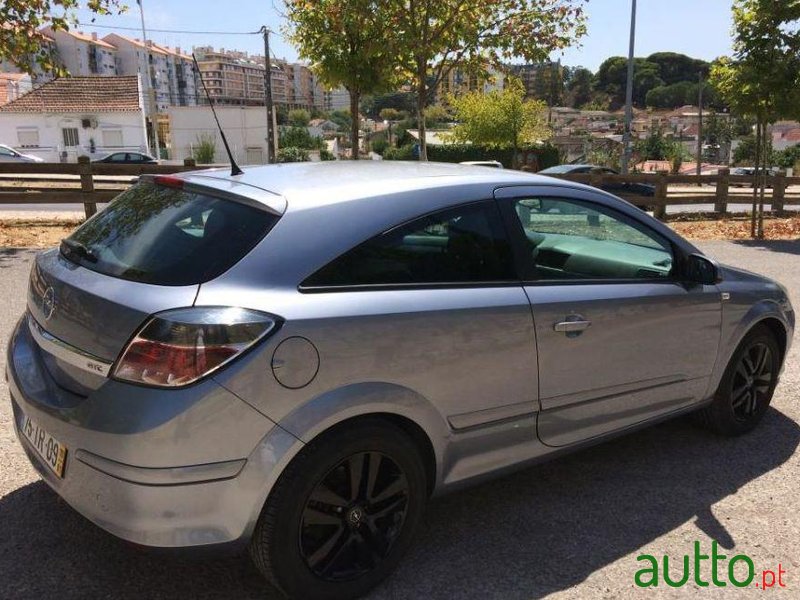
[42,287,56,321]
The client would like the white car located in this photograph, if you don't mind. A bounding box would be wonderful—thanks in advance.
[0,144,44,163]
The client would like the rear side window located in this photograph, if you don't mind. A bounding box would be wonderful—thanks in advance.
[63,182,277,286]
[302,201,515,288]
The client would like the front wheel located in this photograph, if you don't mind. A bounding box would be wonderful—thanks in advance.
[699,325,781,436]
[249,419,427,600]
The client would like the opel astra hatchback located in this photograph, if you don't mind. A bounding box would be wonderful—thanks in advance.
[7,161,794,599]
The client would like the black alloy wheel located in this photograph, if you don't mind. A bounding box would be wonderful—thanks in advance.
[300,452,410,581]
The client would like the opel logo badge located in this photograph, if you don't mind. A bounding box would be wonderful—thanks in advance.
[42,287,56,321]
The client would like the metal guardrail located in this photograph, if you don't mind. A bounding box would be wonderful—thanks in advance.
[0,160,797,220]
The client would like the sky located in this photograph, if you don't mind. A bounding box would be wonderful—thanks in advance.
[75,0,735,71]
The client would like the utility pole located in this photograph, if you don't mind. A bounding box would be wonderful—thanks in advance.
[138,0,161,160]
[696,72,704,178]
[261,26,276,164]
[621,0,637,174]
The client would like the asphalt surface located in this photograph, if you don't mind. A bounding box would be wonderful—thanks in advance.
[0,241,798,599]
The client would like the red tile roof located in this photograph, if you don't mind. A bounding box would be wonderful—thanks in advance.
[0,76,141,113]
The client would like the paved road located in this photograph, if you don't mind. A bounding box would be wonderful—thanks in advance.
[0,241,798,599]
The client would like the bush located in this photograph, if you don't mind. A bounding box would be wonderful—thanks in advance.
[320,148,336,161]
[193,133,216,164]
[277,147,310,163]
[279,126,323,150]
[372,136,389,156]
[428,143,560,170]
[383,144,416,160]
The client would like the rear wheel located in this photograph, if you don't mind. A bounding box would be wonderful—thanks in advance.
[249,419,427,600]
[699,326,781,435]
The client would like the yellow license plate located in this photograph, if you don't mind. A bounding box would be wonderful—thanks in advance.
[22,414,67,478]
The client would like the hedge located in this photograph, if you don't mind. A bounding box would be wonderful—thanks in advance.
[383,143,560,171]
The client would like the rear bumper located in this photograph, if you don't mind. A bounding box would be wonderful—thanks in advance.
[6,315,304,550]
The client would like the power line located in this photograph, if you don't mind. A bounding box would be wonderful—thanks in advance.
[76,23,264,36]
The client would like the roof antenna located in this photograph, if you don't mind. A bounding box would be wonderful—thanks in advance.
[192,53,243,176]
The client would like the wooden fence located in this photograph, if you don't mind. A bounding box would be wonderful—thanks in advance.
[1,159,798,220]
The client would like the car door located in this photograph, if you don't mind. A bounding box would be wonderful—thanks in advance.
[295,199,540,430]
[496,186,722,447]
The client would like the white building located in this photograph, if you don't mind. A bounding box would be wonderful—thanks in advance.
[0,75,147,162]
[168,105,272,165]
[40,27,118,76]
[326,87,351,112]
[103,34,172,113]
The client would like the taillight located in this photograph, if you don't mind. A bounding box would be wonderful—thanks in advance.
[113,307,278,388]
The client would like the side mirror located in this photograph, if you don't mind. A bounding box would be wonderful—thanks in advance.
[686,253,721,285]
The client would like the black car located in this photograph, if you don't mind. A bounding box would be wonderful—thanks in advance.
[93,152,158,164]
[539,164,656,198]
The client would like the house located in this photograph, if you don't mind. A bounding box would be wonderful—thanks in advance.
[308,118,340,137]
[0,75,147,162]
[40,27,118,76]
[167,105,274,165]
[0,73,32,107]
[770,121,800,152]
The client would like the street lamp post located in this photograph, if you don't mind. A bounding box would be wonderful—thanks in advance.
[621,0,637,174]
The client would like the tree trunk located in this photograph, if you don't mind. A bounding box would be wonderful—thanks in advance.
[750,118,761,238]
[350,90,360,160]
[416,65,428,161]
[757,120,767,238]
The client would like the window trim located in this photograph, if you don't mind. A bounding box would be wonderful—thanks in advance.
[497,194,685,285]
[298,199,521,293]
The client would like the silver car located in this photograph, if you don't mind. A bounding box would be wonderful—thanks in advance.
[7,162,794,599]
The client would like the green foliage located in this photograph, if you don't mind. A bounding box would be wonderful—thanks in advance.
[284,0,401,158]
[646,52,710,86]
[564,67,594,108]
[279,126,324,150]
[287,109,311,127]
[731,134,777,166]
[319,148,336,161]
[277,147,310,163]
[387,0,587,159]
[361,92,417,119]
[383,144,416,161]
[449,79,550,163]
[0,0,126,75]
[774,144,800,170]
[379,108,406,122]
[423,105,451,128]
[371,134,389,155]
[645,81,721,110]
[635,129,687,162]
[429,143,560,170]
[328,110,353,131]
[192,133,217,164]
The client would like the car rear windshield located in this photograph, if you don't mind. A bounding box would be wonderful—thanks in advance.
[61,182,278,286]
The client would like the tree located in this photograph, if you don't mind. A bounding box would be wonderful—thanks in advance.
[645,52,709,86]
[284,0,399,159]
[450,79,550,166]
[287,109,311,127]
[387,0,586,160]
[423,105,451,128]
[564,67,593,108]
[379,108,406,122]
[360,92,417,119]
[328,109,352,132]
[711,0,800,236]
[1,1,125,75]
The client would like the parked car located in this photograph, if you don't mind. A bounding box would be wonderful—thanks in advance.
[539,164,657,199]
[92,151,158,164]
[731,166,777,188]
[0,143,44,163]
[8,162,793,600]
[459,160,504,168]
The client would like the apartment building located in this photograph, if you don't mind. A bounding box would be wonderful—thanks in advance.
[39,27,118,77]
[102,34,173,112]
[193,47,286,107]
[437,66,505,100]
[0,31,56,85]
[284,62,326,111]
[325,87,351,112]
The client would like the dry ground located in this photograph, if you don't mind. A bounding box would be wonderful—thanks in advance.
[1,215,799,248]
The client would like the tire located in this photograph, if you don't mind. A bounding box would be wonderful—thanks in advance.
[699,325,781,436]
[249,419,427,600]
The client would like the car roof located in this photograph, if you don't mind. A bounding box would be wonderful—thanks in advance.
[178,161,560,214]
[539,164,595,174]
